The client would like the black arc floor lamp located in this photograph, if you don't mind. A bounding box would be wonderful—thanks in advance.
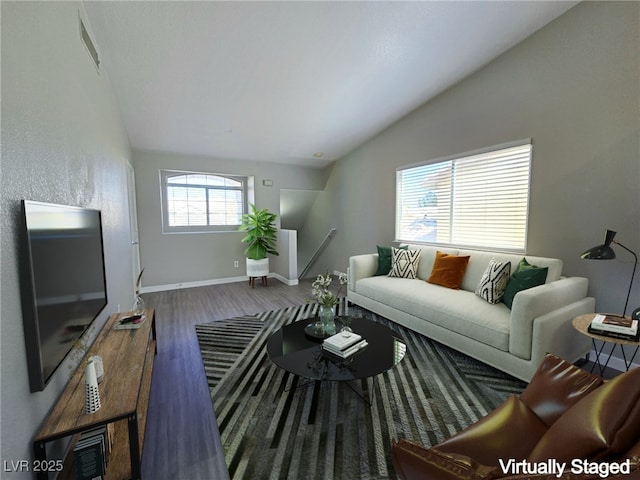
[581,229,638,318]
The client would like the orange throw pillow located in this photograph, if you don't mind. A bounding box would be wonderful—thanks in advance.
[427,251,470,289]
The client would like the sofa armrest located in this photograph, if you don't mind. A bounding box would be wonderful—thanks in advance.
[348,254,378,291]
[509,277,591,359]
[523,297,595,378]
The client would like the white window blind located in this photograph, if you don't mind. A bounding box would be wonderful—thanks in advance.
[396,141,532,252]
[160,170,250,233]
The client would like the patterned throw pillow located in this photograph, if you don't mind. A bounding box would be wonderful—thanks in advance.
[475,259,511,304]
[388,247,421,279]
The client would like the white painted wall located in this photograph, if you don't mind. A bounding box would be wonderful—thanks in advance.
[131,149,329,290]
[1,2,132,473]
[272,229,299,285]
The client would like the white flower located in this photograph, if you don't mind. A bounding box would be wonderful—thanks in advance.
[310,271,347,307]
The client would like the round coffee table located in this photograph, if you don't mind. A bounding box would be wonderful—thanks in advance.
[266,316,406,403]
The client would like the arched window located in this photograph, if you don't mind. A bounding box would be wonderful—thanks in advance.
[160,170,252,232]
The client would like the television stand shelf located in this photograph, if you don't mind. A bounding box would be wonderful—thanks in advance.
[33,308,157,480]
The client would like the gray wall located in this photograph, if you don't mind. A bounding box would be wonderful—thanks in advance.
[1,2,133,473]
[132,149,330,289]
[302,1,639,318]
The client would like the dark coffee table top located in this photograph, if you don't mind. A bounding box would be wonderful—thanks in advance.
[266,316,407,382]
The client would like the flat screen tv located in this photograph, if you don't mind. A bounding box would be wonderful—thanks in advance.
[20,200,108,392]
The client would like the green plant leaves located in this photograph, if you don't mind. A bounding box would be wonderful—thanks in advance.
[239,203,279,260]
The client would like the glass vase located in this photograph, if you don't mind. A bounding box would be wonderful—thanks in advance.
[133,294,145,317]
[340,316,353,333]
[319,305,336,336]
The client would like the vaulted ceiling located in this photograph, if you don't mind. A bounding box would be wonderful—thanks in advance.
[84,1,577,168]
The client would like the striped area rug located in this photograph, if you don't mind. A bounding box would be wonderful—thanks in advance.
[195,302,526,480]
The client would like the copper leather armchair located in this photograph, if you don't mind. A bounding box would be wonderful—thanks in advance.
[392,353,640,480]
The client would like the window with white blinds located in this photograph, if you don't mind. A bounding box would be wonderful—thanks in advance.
[396,141,532,252]
[160,170,251,233]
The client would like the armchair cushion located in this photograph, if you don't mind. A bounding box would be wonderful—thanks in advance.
[434,395,548,467]
[528,366,640,463]
[392,439,502,480]
[519,353,603,427]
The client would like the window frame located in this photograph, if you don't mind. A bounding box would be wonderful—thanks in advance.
[159,169,254,234]
[395,140,532,253]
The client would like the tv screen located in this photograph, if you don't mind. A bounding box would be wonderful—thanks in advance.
[20,200,108,392]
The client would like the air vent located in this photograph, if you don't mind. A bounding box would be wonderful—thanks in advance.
[79,15,100,72]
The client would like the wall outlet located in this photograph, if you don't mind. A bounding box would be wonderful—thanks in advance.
[234,260,239,268]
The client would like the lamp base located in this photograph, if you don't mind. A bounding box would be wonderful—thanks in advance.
[632,307,640,321]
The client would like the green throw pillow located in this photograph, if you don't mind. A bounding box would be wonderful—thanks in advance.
[375,245,408,276]
[502,258,548,309]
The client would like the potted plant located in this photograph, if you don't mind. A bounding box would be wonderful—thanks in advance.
[239,203,279,282]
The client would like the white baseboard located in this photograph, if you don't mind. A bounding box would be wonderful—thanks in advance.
[270,272,299,286]
[589,348,640,372]
[141,276,247,293]
[142,272,298,293]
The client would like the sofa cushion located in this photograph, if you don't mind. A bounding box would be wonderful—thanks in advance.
[355,276,511,350]
[502,258,549,308]
[389,247,421,279]
[528,366,640,463]
[435,395,548,467]
[392,440,502,480]
[375,245,408,276]
[427,251,471,289]
[520,353,603,427]
[475,259,511,304]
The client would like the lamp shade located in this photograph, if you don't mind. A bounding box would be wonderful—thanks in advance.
[580,229,617,260]
[581,229,639,318]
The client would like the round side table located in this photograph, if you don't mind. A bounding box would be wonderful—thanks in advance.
[572,313,639,375]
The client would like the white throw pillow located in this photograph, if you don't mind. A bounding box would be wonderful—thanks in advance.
[388,247,421,279]
[475,258,511,304]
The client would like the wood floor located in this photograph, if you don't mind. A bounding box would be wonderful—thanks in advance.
[138,278,621,479]
[140,278,316,480]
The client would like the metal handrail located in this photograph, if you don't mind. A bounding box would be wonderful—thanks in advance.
[299,228,337,279]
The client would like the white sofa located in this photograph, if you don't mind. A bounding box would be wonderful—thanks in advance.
[347,244,595,381]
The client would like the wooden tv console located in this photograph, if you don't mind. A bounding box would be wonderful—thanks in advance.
[33,309,157,480]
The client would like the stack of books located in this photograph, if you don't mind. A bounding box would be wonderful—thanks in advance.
[323,331,368,358]
[73,425,113,480]
[588,314,639,341]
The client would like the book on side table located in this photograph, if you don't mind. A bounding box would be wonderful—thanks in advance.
[588,314,639,341]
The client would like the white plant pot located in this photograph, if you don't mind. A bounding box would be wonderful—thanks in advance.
[246,258,269,277]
